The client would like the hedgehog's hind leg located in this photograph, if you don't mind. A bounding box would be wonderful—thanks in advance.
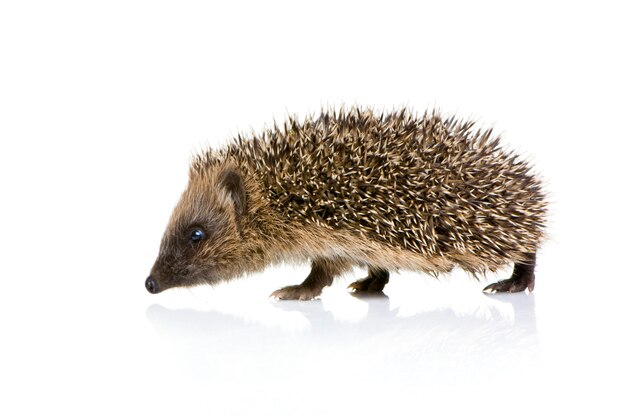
[483,253,536,294]
[270,258,351,301]
[348,267,390,293]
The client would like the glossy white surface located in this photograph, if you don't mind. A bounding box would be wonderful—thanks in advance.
[1,1,624,415]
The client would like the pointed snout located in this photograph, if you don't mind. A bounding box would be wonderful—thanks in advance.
[145,275,161,294]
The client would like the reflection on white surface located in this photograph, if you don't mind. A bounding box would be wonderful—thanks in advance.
[145,282,540,415]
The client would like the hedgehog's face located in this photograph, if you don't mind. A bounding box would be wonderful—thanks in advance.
[146,166,246,294]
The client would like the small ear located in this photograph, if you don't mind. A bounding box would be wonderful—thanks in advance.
[219,168,247,218]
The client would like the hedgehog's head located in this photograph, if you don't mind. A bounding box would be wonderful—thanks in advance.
[146,164,247,294]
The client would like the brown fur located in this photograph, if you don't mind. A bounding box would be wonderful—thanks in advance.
[147,107,547,298]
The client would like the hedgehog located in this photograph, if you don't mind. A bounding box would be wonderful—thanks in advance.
[145,107,547,300]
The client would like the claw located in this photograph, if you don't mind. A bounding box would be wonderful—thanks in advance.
[269,290,282,300]
[347,273,389,293]
[269,284,320,301]
[347,282,360,292]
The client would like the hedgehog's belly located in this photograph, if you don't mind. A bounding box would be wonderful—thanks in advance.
[287,225,464,274]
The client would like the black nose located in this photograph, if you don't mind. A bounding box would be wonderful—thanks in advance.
[145,276,159,294]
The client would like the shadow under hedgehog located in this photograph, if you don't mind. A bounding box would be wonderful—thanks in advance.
[146,107,547,300]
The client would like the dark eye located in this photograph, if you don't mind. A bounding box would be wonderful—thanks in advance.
[189,229,206,243]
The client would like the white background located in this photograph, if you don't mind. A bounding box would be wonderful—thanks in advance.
[1,1,624,415]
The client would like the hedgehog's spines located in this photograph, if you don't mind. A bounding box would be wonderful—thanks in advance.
[190,107,547,275]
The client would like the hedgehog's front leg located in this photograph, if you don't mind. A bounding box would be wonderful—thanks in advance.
[271,258,351,300]
[483,253,536,294]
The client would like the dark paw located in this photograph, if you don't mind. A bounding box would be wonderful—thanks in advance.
[270,284,322,300]
[348,275,388,293]
[483,274,535,294]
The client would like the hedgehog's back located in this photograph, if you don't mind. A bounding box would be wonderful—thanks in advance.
[219,108,547,270]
